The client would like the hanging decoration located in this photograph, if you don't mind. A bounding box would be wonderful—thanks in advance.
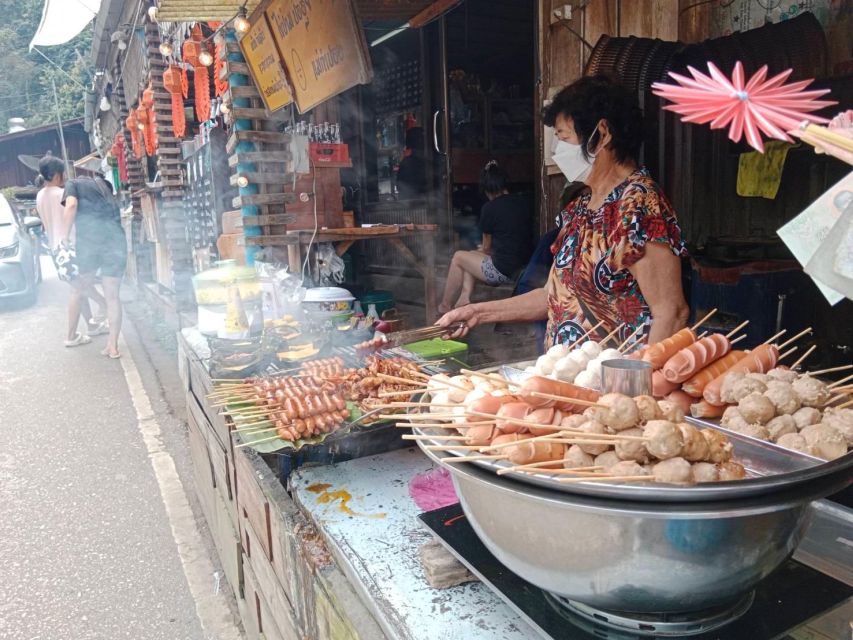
[126,110,143,159]
[111,133,128,183]
[181,66,189,98]
[214,39,229,97]
[140,85,158,156]
[164,65,186,138]
[208,21,229,98]
[183,25,211,122]
[652,61,836,153]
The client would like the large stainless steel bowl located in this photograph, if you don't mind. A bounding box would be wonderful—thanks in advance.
[421,445,853,613]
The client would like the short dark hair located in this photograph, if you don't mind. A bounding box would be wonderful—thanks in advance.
[38,155,66,181]
[543,75,643,164]
[479,160,509,196]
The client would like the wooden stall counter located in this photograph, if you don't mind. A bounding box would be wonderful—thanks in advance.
[177,326,527,639]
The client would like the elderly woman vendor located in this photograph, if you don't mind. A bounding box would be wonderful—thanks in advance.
[438,76,689,347]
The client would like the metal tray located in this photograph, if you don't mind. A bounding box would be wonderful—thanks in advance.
[411,362,852,503]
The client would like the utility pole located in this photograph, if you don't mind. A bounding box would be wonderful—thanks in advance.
[51,76,74,178]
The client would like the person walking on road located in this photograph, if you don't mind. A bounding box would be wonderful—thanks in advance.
[36,156,108,345]
[59,173,127,358]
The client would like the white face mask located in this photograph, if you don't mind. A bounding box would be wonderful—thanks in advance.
[552,140,593,182]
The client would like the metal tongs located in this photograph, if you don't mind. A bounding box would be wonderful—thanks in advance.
[356,322,466,354]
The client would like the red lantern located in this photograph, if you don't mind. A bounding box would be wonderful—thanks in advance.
[140,86,158,156]
[164,65,186,138]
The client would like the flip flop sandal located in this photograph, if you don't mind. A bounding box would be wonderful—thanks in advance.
[101,347,121,359]
[88,321,110,336]
[64,333,92,348]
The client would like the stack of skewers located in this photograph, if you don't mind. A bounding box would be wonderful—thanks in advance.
[374,371,746,485]
[207,354,441,451]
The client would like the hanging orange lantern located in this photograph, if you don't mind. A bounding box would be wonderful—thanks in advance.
[183,26,211,122]
[140,86,158,156]
[126,110,143,159]
[111,133,128,182]
[214,40,228,97]
[164,65,186,138]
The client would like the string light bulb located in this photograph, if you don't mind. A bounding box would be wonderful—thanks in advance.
[236,175,249,188]
[137,121,145,130]
[234,7,250,34]
[99,96,111,111]
[199,50,214,66]
[147,5,158,21]
[159,41,173,56]
[219,100,231,114]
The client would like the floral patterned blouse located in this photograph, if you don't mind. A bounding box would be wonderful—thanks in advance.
[545,167,687,349]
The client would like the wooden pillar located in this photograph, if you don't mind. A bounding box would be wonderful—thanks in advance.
[144,17,193,305]
[221,33,295,265]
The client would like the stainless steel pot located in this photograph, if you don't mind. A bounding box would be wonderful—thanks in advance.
[422,445,852,613]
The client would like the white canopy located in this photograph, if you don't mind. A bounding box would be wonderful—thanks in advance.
[30,0,102,49]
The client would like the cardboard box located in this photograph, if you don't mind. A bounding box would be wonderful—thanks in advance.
[221,210,244,235]
[217,233,246,264]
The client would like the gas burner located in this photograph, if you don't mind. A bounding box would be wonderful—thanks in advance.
[544,591,755,638]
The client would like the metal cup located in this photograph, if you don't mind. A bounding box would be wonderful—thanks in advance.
[601,359,653,396]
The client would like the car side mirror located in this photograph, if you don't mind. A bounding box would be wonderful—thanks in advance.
[23,216,43,231]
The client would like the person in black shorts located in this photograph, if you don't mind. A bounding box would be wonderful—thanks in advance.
[438,161,533,314]
[60,175,127,358]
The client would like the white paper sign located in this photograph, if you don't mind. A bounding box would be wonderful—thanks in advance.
[777,171,852,305]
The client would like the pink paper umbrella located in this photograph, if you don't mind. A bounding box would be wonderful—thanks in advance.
[652,61,837,152]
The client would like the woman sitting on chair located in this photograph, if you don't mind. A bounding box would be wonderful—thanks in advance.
[438,161,532,314]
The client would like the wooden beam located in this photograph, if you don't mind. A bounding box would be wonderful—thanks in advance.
[228,151,291,166]
[227,85,260,99]
[226,130,291,154]
[242,214,297,226]
[229,172,293,186]
[245,235,300,246]
[232,193,298,208]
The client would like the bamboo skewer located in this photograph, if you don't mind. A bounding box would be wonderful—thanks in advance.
[425,445,485,451]
[729,334,748,346]
[600,323,625,346]
[575,320,607,344]
[762,329,787,346]
[374,402,460,409]
[690,308,718,331]
[441,454,508,463]
[376,389,425,398]
[809,364,853,376]
[496,462,602,476]
[557,475,655,484]
[376,373,429,387]
[778,327,813,351]
[527,391,603,408]
[791,345,817,370]
[459,369,510,385]
[778,346,798,361]
[403,434,468,441]
[724,320,750,339]
[377,413,458,421]
[234,435,283,448]
[827,373,853,390]
[836,397,853,410]
[617,325,646,352]
[517,467,608,476]
[408,371,470,391]
[395,421,493,428]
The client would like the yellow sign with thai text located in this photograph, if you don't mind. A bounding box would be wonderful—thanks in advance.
[264,0,373,113]
[239,15,293,113]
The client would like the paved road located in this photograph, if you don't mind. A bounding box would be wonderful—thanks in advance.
[0,261,235,640]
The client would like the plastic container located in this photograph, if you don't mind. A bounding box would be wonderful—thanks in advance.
[357,290,394,316]
[403,338,469,364]
[303,286,355,318]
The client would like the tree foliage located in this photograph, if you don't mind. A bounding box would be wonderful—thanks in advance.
[0,0,92,129]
